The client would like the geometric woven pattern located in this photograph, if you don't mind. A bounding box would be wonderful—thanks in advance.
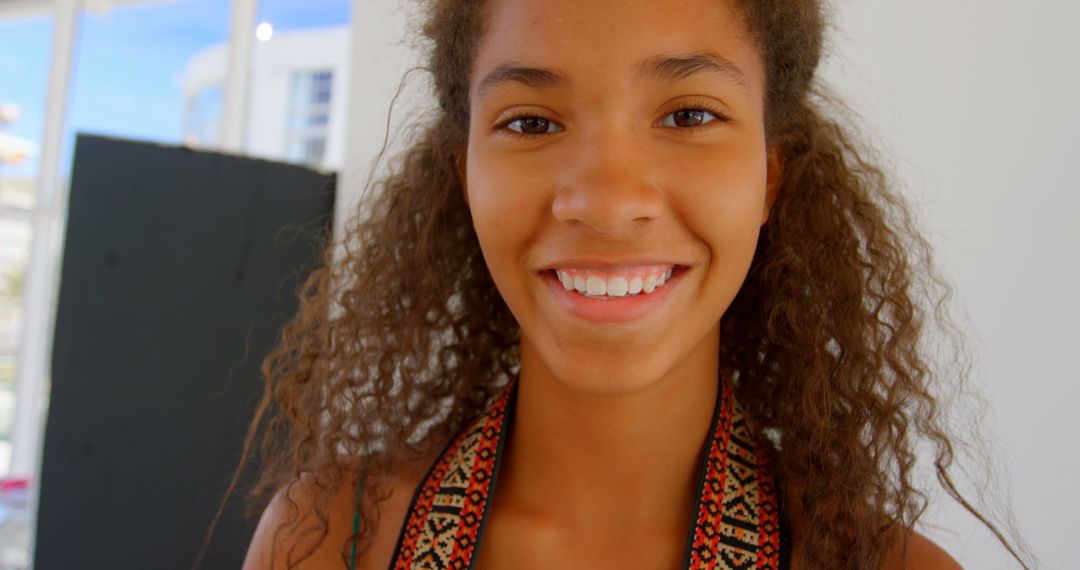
[390,378,789,569]
[389,382,513,570]
[684,379,785,569]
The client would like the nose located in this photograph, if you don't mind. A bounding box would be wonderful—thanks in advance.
[551,128,664,234]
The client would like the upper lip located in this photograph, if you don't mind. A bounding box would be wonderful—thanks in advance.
[536,257,690,272]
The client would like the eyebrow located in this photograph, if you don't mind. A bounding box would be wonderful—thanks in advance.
[476,64,566,101]
[475,51,750,101]
[637,52,749,89]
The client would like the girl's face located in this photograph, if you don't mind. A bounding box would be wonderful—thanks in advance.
[464,0,780,393]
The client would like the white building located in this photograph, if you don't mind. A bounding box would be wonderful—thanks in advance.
[179,25,351,172]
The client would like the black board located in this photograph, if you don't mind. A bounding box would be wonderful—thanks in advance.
[35,135,335,569]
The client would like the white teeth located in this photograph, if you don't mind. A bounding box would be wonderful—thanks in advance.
[555,267,678,298]
[586,276,606,296]
[607,276,629,297]
[643,274,657,294]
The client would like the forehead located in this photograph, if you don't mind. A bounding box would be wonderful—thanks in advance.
[471,0,763,97]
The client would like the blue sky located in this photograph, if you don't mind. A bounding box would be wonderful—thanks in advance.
[0,0,349,178]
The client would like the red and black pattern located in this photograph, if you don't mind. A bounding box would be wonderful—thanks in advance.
[389,382,514,570]
[390,378,788,570]
[684,379,786,569]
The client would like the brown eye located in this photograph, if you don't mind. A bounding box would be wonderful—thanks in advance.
[675,109,705,126]
[658,107,723,128]
[507,116,561,135]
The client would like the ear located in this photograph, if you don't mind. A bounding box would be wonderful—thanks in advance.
[456,149,469,207]
[761,146,784,225]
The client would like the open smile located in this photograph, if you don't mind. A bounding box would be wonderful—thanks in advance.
[540,265,689,324]
[553,264,675,298]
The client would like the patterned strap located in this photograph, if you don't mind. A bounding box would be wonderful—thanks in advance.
[683,380,786,569]
[389,381,515,570]
[390,379,788,570]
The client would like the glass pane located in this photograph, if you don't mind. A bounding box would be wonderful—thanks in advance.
[258,0,350,32]
[283,69,333,166]
[184,83,222,147]
[70,0,231,164]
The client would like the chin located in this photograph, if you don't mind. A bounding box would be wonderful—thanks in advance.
[546,347,676,396]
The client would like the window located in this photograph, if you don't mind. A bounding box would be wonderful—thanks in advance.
[285,70,333,167]
[0,1,352,564]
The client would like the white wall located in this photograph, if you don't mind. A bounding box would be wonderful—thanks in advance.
[822,2,1079,568]
[343,1,1078,568]
[341,0,429,230]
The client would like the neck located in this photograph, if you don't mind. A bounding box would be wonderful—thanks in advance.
[498,333,720,537]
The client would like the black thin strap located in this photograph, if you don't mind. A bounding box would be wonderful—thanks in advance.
[350,470,364,570]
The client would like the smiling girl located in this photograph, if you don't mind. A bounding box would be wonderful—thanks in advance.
[234,0,1028,568]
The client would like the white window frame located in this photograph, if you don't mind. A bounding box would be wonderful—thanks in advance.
[0,0,259,561]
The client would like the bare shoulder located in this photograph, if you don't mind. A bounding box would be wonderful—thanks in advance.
[241,471,359,570]
[355,454,435,570]
[779,481,961,570]
[883,529,963,570]
[242,455,435,570]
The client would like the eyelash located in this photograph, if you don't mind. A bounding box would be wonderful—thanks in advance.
[493,103,731,139]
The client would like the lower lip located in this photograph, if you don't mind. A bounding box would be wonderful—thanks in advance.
[541,269,683,324]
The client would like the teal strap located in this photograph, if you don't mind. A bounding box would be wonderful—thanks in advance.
[350,471,365,570]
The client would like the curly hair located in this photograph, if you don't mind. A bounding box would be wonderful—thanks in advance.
[200,1,1031,568]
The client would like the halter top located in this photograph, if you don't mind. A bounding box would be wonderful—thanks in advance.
[385,378,790,569]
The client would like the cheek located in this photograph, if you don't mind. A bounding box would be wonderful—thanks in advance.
[671,146,768,289]
[465,155,546,299]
